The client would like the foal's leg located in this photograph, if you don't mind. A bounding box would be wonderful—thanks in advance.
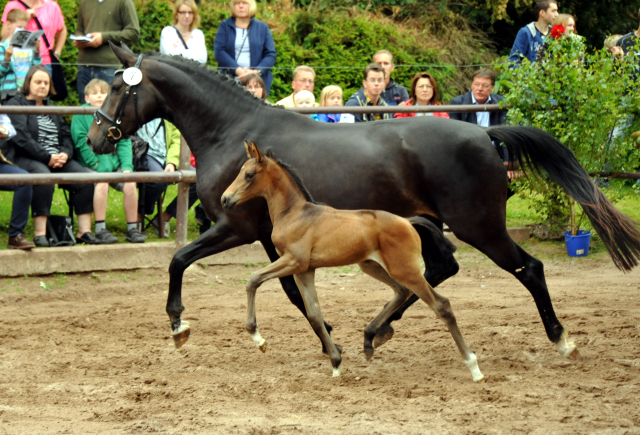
[293,270,343,376]
[375,217,459,348]
[245,253,304,352]
[167,221,249,348]
[358,260,412,360]
[259,237,340,354]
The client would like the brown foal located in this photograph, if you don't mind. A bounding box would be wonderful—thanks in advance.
[221,141,484,381]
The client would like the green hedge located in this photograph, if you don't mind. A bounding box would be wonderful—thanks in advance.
[25,0,468,104]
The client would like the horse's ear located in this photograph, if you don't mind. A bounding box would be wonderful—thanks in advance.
[110,41,137,67]
[252,142,263,163]
[244,140,253,159]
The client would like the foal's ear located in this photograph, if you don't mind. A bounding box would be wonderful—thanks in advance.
[110,41,137,67]
[244,140,253,159]
[251,142,263,163]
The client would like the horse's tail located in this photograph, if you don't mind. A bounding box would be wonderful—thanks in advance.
[407,216,457,258]
[486,125,640,271]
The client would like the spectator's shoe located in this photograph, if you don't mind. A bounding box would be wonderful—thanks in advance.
[96,228,118,244]
[33,235,50,247]
[126,227,146,243]
[77,232,101,245]
[150,215,170,237]
[8,234,36,250]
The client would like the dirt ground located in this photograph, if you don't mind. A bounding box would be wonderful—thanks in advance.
[1,246,640,435]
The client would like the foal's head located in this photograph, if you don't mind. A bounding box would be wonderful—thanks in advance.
[221,141,277,210]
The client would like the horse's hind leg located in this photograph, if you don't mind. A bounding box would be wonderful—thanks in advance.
[374,217,459,348]
[167,222,248,348]
[293,270,343,376]
[358,260,412,359]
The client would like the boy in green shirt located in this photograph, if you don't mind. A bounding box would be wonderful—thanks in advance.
[71,78,145,243]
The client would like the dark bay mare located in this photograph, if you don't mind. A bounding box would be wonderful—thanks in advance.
[87,44,640,361]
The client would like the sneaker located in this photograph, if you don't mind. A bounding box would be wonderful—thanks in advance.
[150,215,170,237]
[126,227,146,243]
[77,232,101,245]
[33,235,50,247]
[96,228,118,244]
[8,234,36,250]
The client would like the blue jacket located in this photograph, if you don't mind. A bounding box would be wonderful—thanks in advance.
[509,22,547,65]
[317,113,340,123]
[214,17,276,96]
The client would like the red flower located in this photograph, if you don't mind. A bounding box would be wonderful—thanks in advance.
[550,24,565,39]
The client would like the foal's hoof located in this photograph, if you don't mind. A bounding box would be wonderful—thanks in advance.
[172,322,191,349]
[323,343,343,355]
[258,340,267,353]
[364,348,374,361]
[568,348,581,360]
[373,324,395,349]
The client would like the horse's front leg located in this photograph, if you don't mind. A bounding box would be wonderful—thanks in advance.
[168,222,250,348]
[245,253,304,352]
[259,237,341,355]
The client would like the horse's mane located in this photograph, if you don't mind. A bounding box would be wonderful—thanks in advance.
[265,150,319,204]
[144,51,276,108]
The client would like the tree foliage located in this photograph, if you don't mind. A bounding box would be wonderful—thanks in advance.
[500,34,640,231]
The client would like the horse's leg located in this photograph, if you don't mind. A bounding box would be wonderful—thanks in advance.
[244,253,304,352]
[293,270,343,376]
[259,237,340,354]
[374,217,459,348]
[387,261,484,383]
[358,260,412,359]
[456,226,578,359]
[168,222,249,348]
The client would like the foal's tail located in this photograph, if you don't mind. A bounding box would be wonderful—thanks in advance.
[487,125,640,271]
[407,216,457,258]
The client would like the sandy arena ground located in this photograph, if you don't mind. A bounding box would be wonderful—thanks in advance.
[1,246,639,434]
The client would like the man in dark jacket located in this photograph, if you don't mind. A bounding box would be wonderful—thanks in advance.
[372,50,409,106]
[345,63,391,122]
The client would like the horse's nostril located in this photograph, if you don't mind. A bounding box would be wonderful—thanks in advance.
[85,137,91,146]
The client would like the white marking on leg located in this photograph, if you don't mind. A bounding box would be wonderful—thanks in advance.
[332,362,342,377]
[465,354,484,382]
[555,330,577,358]
[171,320,190,336]
[252,330,267,352]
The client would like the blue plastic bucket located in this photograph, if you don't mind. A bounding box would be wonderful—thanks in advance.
[564,230,591,257]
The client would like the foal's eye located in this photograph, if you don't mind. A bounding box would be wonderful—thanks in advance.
[245,172,255,180]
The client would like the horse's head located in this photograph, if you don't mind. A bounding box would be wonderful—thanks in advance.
[86,42,160,154]
[221,141,272,210]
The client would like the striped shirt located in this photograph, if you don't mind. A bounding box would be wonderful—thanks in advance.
[37,115,59,154]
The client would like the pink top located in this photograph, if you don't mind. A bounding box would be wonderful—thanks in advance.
[2,0,65,65]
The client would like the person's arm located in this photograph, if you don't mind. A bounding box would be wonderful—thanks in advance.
[6,111,51,164]
[187,29,208,64]
[100,0,140,46]
[255,24,276,70]
[70,113,99,169]
[53,23,67,58]
[508,28,529,65]
[116,138,133,172]
[159,27,180,56]
[214,23,239,72]
[344,96,364,122]
[164,121,181,170]
[0,44,12,78]
[56,115,75,158]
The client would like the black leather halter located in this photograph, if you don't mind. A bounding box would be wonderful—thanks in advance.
[94,54,144,145]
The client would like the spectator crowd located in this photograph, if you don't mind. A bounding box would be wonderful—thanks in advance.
[0,0,637,249]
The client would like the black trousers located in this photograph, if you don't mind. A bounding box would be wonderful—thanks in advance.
[13,156,94,217]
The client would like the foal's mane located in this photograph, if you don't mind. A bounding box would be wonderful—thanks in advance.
[144,51,275,107]
[265,150,319,204]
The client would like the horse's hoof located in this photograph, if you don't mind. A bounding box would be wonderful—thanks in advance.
[258,340,267,353]
[364,348,374,361]
[332,363,342,377]
[475,376,486,384]
[568,348,581,360]
[171,322,191,349]
[323,343,343,355]
[373,324,395,348]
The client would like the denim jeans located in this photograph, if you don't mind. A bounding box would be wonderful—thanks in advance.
[76,66,117,103]
[0,163,33,237]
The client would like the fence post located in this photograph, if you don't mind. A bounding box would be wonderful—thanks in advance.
[175,136,191,250]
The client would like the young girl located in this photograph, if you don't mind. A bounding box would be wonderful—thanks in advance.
[317,85,342,123]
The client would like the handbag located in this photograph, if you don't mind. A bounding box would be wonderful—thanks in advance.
[46,215,76,246]
[17,0,68,101]
[130,135,149,172]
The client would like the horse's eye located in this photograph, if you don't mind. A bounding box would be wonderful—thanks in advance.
[111,85,121,92]
[245,172,255,180]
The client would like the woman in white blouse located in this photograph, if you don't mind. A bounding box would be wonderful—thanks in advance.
[160,0,207,64]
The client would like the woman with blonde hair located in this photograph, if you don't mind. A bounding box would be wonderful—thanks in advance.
[317,85,343,123]
[553,13,577,36]
[160,0,207,64]
[214,0,276,96]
